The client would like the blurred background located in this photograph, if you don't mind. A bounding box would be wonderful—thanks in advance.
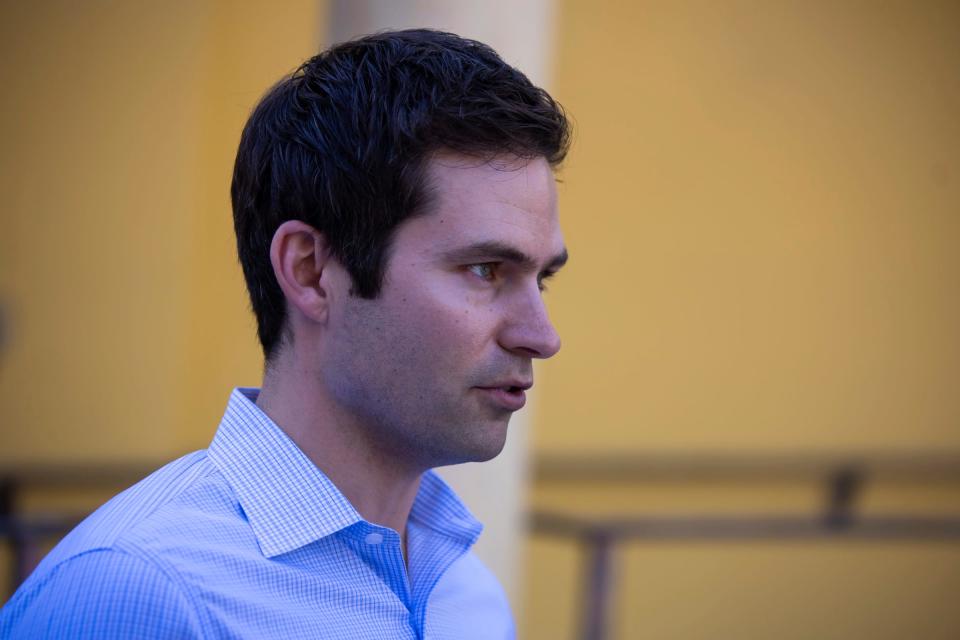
[1,1,959,639]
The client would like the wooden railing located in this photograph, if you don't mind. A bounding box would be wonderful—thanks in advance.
[529,452,960,640]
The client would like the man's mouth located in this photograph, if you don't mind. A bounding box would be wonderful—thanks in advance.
[474,382,531,411]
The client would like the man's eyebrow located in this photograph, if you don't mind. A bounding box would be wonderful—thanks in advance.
[444,241,568,272]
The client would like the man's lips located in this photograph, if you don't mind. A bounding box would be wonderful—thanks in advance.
[473,381,531,411]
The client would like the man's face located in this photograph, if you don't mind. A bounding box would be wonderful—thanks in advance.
[320,153,566,469]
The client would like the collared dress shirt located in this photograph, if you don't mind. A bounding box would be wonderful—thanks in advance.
[0,388,514,639]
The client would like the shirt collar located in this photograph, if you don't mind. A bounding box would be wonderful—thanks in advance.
[410,471,483,545]
[207,388,482,557]
[208,388,362,557]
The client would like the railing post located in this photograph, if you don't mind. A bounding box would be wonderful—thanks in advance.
[580,531,615,640]
[824,467,862,530]
[0,475,23,592]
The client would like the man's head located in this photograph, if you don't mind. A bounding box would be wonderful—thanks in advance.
[231,29,571,467]
[232,29,570,360]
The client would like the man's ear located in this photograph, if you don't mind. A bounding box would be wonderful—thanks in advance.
[270,220,335,324]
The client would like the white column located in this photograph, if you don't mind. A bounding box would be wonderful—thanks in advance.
[325,0,558,610]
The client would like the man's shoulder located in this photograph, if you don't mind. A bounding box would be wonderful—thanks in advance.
[1,451,240,637]
[0,547,206,638]
[22,450,247,591]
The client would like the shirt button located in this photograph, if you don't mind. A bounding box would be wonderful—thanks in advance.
[364,532,384,545]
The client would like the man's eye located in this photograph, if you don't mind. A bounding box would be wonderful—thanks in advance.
[538,271,557,293]
[467,263,497,280]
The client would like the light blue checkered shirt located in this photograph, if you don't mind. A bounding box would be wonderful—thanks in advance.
[0,388,514,639]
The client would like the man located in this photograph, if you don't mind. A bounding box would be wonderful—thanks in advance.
[0,29,569,638]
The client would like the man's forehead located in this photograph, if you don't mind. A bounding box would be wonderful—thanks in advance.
[424,153,558,209]
[415,203,565,266]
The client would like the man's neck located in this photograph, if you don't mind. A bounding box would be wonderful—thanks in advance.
[255,361,424,549]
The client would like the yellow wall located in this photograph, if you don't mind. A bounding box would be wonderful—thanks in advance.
[538,0,959,454]
[0,0,322,463]
[522,1,960,638]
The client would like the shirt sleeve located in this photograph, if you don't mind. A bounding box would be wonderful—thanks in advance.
[0,548,205,639]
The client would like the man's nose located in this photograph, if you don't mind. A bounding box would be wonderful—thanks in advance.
[498,284,562,359]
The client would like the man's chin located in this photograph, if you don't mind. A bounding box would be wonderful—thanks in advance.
[463,441,507,464]
[433,422,509,467]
